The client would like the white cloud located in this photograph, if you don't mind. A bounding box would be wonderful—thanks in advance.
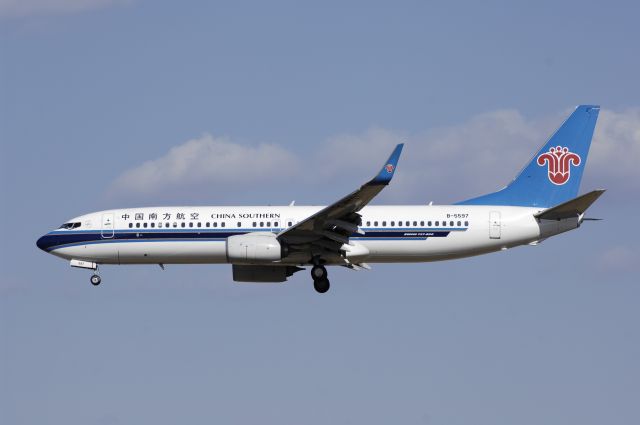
[318,107,640,203]
[107,134,300,202]
[588,108,640,189]
[317,109,547,203]
[107,107,640,205]
[0,0,126,19]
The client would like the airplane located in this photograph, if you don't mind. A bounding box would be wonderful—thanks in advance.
[37,105,604,293]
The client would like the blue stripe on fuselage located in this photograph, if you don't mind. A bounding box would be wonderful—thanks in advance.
[37,228,467,252]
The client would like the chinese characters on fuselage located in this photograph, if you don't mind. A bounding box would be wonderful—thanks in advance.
[121,212,282,221]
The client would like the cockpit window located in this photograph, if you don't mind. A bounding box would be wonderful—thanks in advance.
[59,222,81,229]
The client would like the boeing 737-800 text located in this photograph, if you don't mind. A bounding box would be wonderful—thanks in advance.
[37,105,604,293]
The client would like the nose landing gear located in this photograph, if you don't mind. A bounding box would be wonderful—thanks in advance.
[90,274,101,286]
[311,265,330,293]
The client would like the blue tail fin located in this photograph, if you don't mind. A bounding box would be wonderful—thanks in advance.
[457,105,600,207]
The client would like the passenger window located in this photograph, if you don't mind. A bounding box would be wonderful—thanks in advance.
[288,221,293,226]
[253,222,257,227]
[391,221,395,226]
[274,222,279,227]
[435,221,439,226]
[420,221,424,226]
[206,222,210,227]
[413,221,417,226]
[366,221,370,226]
[173,222,177,228]
[189,222,193,227]
[129,223,133,228]
[237,222,242,227]
[428,221,432,226]
[221,222,226,227]
[136,223,140,228]
[399,221,404,227]
[465,221,469,226]
[197,222,202,228]
[213,222,218,227]
[457,221,461,226]
[266,222,271,227]
[450,221,454,226]
[151,223,155,228]
[382,221,387,226]
[181,222,186,228]
[165,223,170,228]
[260,222,264,227]
[143,223,148,228]
[374,221,378,226]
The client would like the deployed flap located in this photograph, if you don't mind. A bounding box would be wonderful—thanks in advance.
[535,189,605,220]
[278,144,404,251]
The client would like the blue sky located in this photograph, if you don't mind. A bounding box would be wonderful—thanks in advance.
[1,1,639,424]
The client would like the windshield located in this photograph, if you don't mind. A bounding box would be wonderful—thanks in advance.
[59,222,81,229]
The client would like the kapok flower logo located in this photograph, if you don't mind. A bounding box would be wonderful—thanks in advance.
[536,146,581,185]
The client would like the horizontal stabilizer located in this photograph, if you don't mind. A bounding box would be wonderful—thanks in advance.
[535,189,605,220]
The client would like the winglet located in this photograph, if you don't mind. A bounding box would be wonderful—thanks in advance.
[369,143,404,185]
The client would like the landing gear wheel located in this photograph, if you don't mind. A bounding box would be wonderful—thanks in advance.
[311,265,328,280]
[313,278,330,294]
[90,274,101,286]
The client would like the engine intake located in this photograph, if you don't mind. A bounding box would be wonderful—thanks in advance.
[226,232,283,263]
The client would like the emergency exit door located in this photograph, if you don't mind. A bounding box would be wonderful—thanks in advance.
[489,211,501,239]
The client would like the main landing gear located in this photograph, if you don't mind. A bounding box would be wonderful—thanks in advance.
[311,265,330,293]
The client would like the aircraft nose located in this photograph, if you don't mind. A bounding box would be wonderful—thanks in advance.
[36,234,50,251]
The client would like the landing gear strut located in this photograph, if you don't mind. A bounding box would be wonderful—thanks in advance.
[311,265,328,280]
[311,265,330,293]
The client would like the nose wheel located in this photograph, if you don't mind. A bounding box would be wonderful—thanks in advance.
[90,274,101,286]
[311,265,330,293]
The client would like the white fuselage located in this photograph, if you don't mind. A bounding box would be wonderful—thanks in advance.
[38,204,578,266]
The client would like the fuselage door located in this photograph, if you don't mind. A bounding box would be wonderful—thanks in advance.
[101,213,115,239]
[489,211,501,239]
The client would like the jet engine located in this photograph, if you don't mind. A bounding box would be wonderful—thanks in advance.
[226,232,285,263]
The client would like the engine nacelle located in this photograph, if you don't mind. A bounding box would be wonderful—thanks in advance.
[226,232,283,263]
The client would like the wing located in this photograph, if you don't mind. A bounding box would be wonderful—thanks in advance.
[277,144,404,260]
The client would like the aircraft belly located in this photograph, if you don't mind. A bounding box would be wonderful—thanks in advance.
[56,241,228,264]
[116,241,228,264]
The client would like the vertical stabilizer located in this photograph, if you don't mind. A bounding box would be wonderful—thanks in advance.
[457,105,600,207]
